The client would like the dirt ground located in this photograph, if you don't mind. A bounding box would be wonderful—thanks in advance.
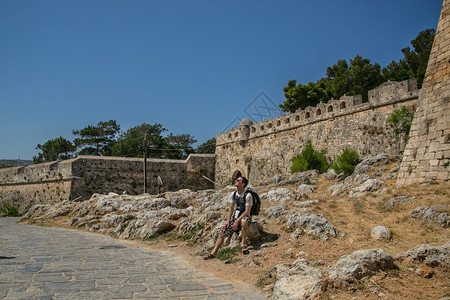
[29,163,450,299]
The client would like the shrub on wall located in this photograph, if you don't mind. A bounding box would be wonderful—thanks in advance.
[291,140,328,174]
[387,105,414,146]
[331,147,360,177]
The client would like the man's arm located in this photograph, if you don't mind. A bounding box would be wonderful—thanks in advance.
[224,202,235,228]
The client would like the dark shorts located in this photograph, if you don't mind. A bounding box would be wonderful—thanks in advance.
[221,214,252,237]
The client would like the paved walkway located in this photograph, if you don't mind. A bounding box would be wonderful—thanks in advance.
[0,218,265,299]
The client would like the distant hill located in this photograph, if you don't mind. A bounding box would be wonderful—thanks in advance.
[0,159,33,168]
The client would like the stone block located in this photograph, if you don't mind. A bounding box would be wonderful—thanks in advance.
[429,159,440,166]
[437,172,449,180]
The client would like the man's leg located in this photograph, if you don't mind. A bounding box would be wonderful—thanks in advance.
[240,218,248,248]
[211,231,226,257]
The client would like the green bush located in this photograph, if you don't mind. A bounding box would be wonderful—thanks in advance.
[291,140,328,174]
[387,105,414,136]
[1,204,20,217]
[216,246,241,261]
[330,147,360,177]
[182,223,204,241]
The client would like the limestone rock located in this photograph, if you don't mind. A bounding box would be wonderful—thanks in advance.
[323,168,338,180]
[350,179,384,197]
[278,170,317,186]
[248,221,264,242]
[395,242,450,268]
[273,174,285,183]
[353,154,400,175]
[286,213,338,240]
[272,259,324,300]
[328,248,395,282]
[265,205,288,219]
[371,226,392,241]
[411,205,449,228]
[385,196,413,210]
[296,184,315,197]
[262,188,295,203]
[328,182,350,197]
[296,200,318,208]
[170,197,190,209]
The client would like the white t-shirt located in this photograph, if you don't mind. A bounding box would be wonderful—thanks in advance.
[230,190,253,206]
[230,190,253,218]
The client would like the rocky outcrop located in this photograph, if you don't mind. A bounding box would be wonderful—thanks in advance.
[385,196,414,210]
[329,154,399,197]
[396,242,450,268]
[411,205,449,228]
[328,249,395,283]
[272,259,324,300]
[286,213,338,240]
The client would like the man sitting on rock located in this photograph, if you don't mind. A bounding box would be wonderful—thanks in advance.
[203,176,253,259]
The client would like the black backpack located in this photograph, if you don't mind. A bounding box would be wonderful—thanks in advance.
[232,189,261,216]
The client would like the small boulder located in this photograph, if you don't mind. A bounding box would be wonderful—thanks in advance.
[297,184,315,197]
[170,197,190,209]
[265,205,288,219]
[371,226,392,241]
[328,248,395,282]
[273,259,324,300]
[411,205,449,228]
[350,179,384,197]
[263,188,295,203]
[385,196,413,210]
[396,242,450,268]
[286,213,338,240]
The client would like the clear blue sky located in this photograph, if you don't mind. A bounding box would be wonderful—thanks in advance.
[0,0,443,160]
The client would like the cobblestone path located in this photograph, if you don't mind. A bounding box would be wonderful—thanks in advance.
[0,218,265,299]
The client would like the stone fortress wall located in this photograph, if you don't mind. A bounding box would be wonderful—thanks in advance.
[215,79,419,187]
[0,154,215,213]
[397,0,449,185]
[2,1,448,212]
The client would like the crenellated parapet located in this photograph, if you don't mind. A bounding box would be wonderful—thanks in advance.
[215,79,420,187]
[217,79,418,146]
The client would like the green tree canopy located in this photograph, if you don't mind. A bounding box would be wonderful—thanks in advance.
[72,120,120,156]
[33,136,75,163]
[326,55,384,100]
[280,29,435,113]
[280,55,384,113]
[279,79,331,113]
[196,138,216,154]
[111,123,168,158]
[392,29,435,88]
[165,133,197,159]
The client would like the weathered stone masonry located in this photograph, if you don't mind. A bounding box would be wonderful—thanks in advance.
[397,0,450,185]
[2,1,448,212]
[215,80,419,187]
[0,154,215,213]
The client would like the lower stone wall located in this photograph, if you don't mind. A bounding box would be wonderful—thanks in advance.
[0,160,74,213]
[215,99,417,187]
[70,154,216,200]
[0,154,215,214]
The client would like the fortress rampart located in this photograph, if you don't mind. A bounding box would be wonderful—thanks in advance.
[0,154,215,213]
[215,79,419,187]
[397,0,449,185]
